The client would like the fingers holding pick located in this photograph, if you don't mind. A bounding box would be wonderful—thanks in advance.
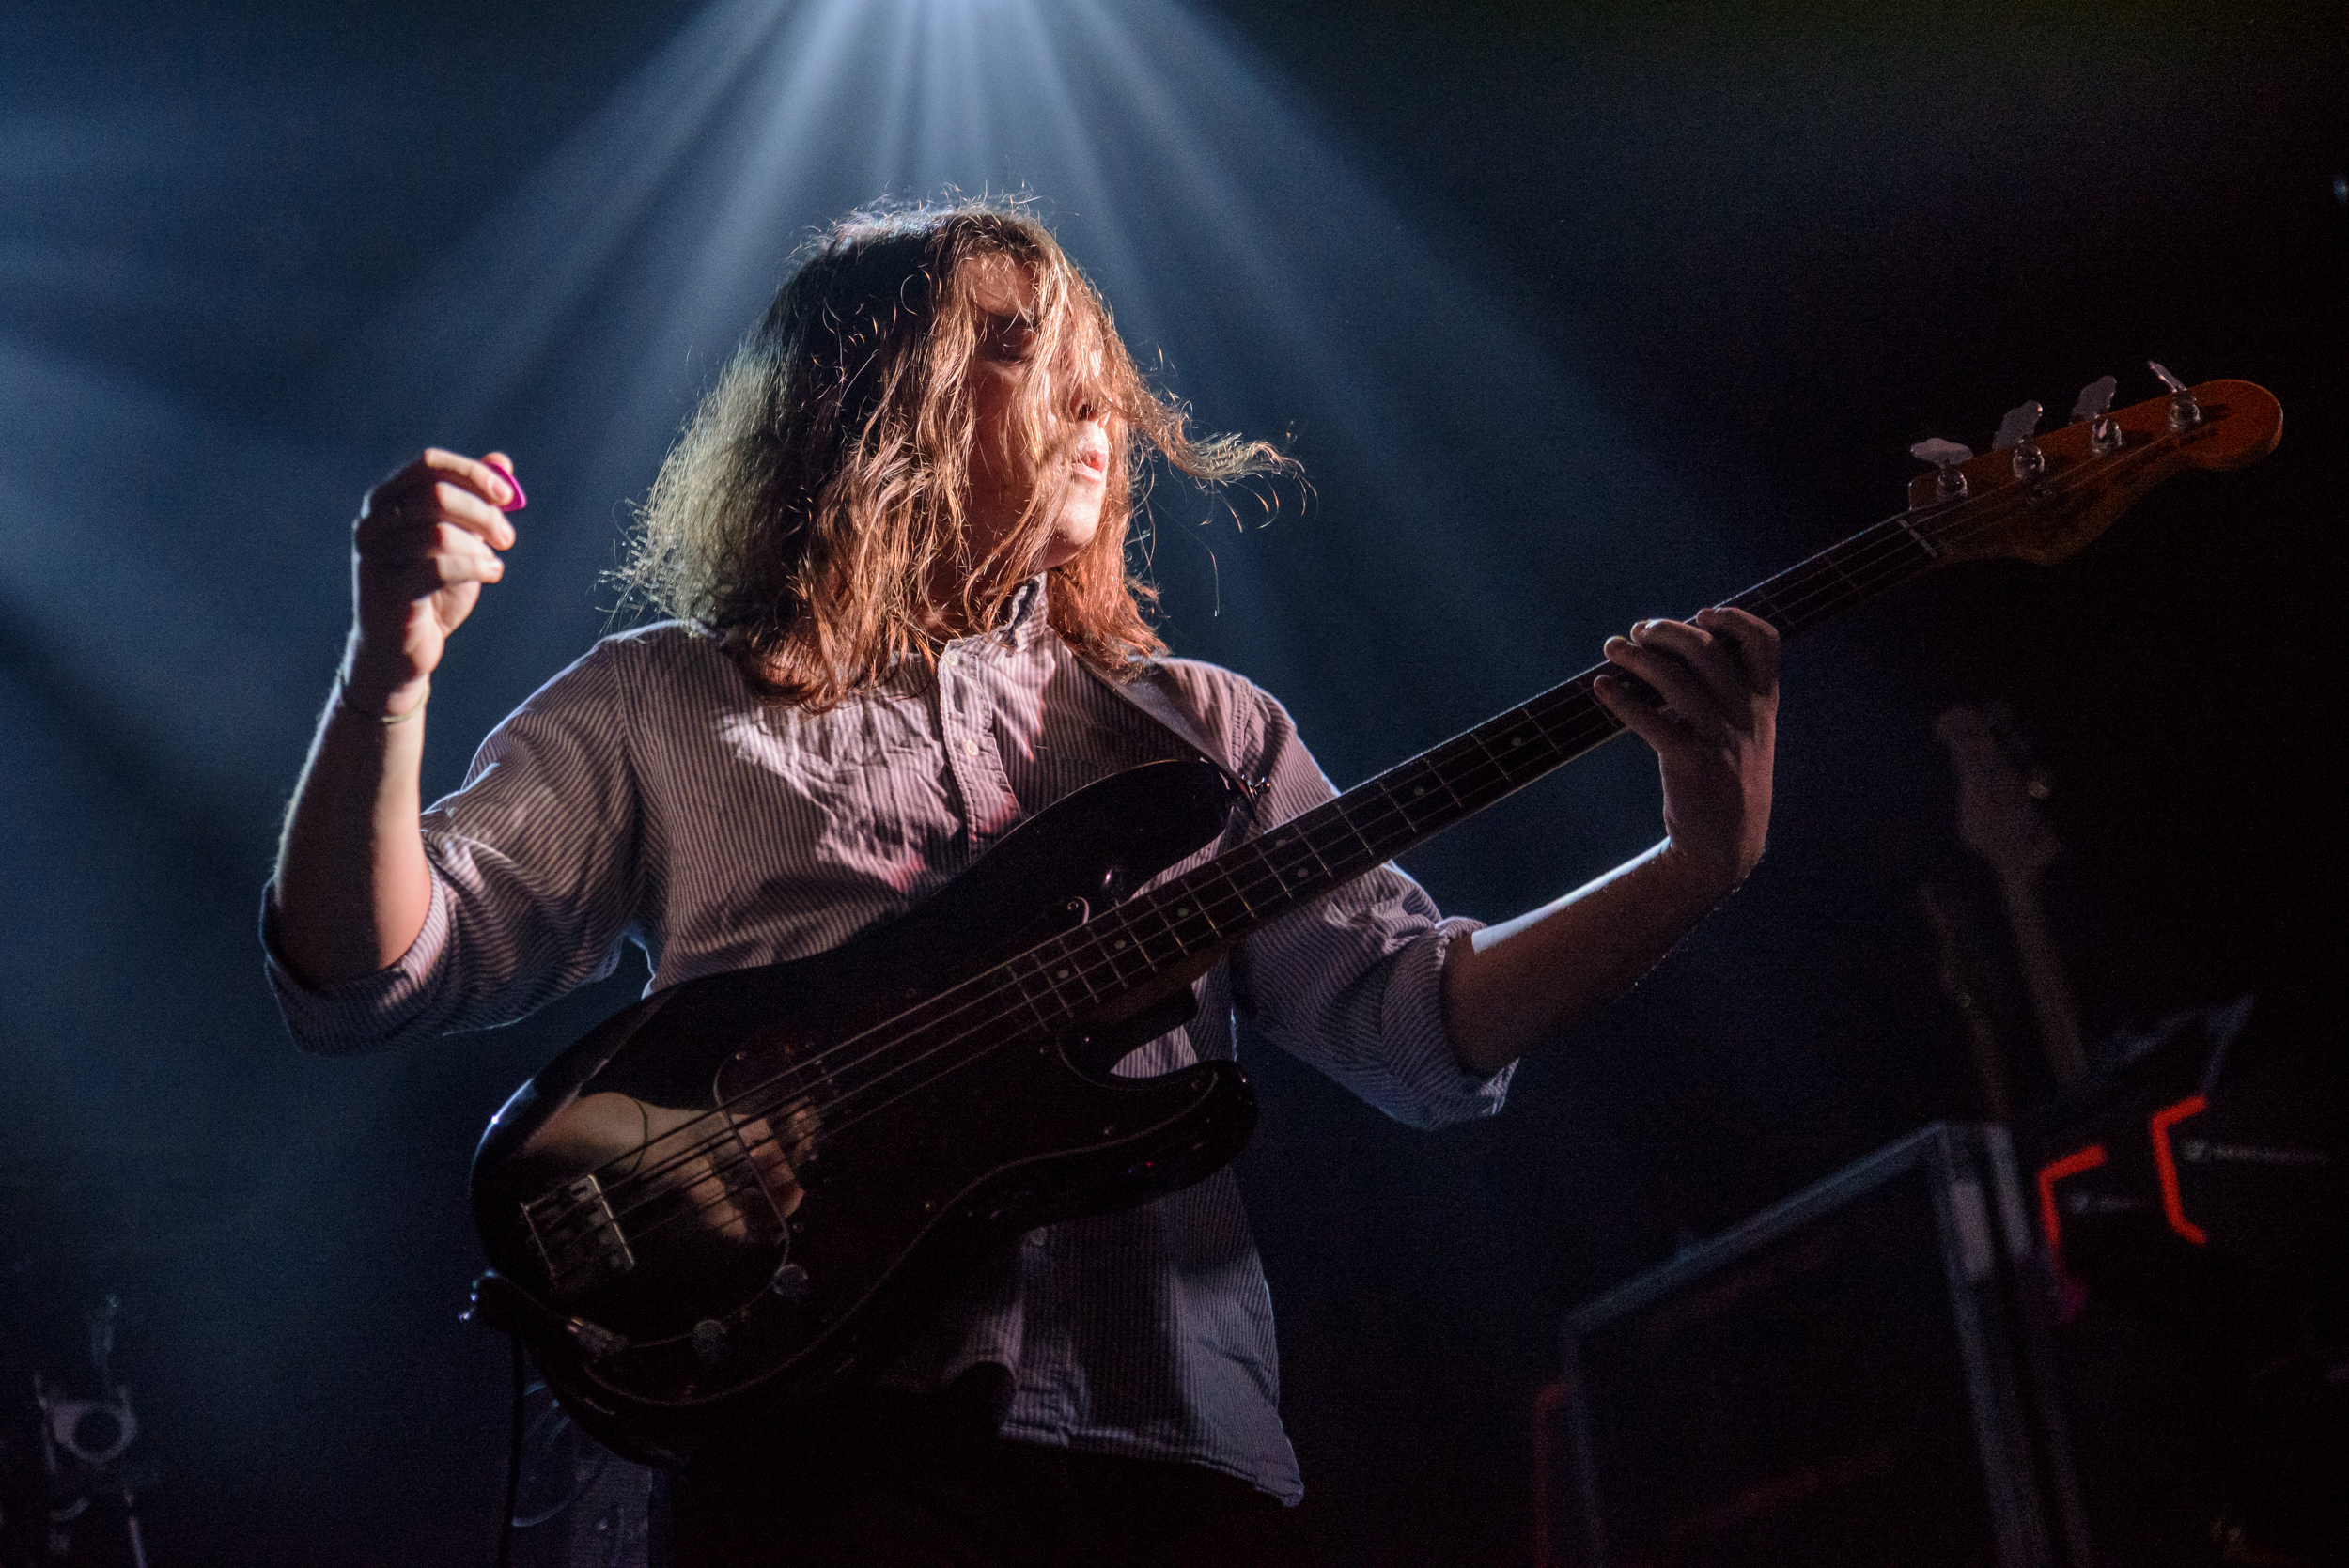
[348,447,525,696]
[358,448,521,549]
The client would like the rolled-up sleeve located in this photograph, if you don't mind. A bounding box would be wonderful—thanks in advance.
[261,640,646,1053]
[1190,671,1513,1128]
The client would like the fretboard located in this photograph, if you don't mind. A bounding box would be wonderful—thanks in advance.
[995,505,1952,1028]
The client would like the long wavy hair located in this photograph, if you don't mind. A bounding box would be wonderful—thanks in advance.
[616,199,1289,707]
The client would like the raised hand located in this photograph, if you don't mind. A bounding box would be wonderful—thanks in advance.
[344,448,522,715]
[1593,605,1781,893]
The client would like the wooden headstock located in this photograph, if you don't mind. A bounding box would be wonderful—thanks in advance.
[1910,378,2281,567]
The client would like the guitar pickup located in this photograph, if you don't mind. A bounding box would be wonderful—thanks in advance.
[522,1173,636,1299]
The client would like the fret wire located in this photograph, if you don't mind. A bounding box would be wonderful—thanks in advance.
[1813,535,1893,616]
[1079,912,1156,986]
[1027,936,1102,1009]
[1133,895,1194,961]
[1426,729,1516,799]
[1386,762,1461,830]
[1325,788,1391,849]
[1271,820,1335,876]
[1819,547,1870,603]
[1005,953,1073,1030]
[1315,798,1380,861]
[1202,860,1258,922]
[1234,837,1328,910]
[1166,887,1221,942]
[1769,560,1847,631]
[1297,807,1372,868]
[1203,847,1279,913]
[1473,714,1549,783]
[1359,778,1426,845]
[1738,582,1790,631]
[1239,836,1316,903]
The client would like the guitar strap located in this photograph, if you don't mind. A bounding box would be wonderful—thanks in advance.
[1079,660,1268,814]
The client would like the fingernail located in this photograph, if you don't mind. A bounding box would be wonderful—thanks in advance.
[487,457,527,511]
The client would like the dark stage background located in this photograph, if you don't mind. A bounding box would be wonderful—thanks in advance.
[2,1,2340,1563]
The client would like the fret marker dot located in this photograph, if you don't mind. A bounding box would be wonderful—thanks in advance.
[1055,968,1070,980]
[1413,785,1426,796]
[1113,939,1128,950]
[1175,906,1190,917]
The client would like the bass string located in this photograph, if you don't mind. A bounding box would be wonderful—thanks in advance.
[556,430,2179,1236]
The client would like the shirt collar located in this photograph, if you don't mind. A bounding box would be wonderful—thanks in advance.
[939,574,1050,656]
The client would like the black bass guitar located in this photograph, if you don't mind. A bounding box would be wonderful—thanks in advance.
[470,374,2279,1467]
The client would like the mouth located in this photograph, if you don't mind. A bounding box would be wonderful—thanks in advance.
[1072,442,1111,482]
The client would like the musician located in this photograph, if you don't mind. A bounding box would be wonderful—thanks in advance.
[267,200,1778,1566]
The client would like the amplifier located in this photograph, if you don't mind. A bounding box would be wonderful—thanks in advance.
[2016,996,2347,1567]
[2019,995,2343,1298]
[1553,1123,2088,1568]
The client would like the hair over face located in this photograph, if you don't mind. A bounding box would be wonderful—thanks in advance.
[618,198,1288,708]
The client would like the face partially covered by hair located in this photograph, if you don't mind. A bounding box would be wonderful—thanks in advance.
[958,253,1115,581]
[619,198,1287,709]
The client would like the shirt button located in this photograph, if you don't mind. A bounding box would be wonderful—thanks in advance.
[963,738,980,757]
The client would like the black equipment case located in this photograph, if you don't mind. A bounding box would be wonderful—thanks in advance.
[1555,1122,2091,1568]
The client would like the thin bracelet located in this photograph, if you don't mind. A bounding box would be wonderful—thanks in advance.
[336,675,429,725]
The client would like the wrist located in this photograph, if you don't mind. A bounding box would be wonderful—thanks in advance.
[338,632,430,722]
[334,673,429,724]
[1652,836,1750,907]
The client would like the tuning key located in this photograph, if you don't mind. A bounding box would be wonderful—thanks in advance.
[2071,374,2123,454]
[1995,400,2046,479]
[1909,437,1973,499]
[2148,360,2201,430]
[2069,376,2115,422]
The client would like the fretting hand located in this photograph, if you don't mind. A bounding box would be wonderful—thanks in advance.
[1592,605,1781,894]
[345,448,522,716]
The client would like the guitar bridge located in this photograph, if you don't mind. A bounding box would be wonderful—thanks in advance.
[523,1173,636,1299]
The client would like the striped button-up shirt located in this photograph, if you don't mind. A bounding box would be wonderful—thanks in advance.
[263,582,1511,1501]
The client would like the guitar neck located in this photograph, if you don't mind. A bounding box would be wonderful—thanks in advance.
[998,507,1950,1029]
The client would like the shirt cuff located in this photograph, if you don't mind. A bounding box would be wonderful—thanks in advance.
[1388,916,1515,1125]
[258,874,454,1055]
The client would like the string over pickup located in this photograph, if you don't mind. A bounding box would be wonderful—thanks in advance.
[523,1172,637,1298]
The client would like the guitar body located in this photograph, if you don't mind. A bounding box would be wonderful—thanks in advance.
[469,758,1258,1467]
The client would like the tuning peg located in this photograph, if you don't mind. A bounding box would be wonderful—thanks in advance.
[1994,400,2046,479]
[2070,374,2123,455]
[2148,360,2202,430]
[1993,401,2042,451]
[1910,437,1973,499]
[2069,376,2117,423]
